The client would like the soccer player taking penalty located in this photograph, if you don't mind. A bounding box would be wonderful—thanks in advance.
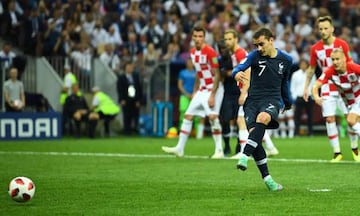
[232,27,293,191]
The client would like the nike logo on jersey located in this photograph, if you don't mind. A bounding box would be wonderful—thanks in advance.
[258,60,266,64]
[265,104,275,111]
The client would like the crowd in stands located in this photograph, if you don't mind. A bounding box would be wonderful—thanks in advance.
[0,0,359,76]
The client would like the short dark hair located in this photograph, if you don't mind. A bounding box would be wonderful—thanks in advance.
[192,26,206,36]
[224,29,238,39]
[253,27,274,40]
[317,16,333,25]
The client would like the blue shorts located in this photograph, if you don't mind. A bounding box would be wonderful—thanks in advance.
[244,98,280,130]
[220,95,239,122]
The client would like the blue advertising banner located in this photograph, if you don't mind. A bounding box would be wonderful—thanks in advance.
[0,112,62,140]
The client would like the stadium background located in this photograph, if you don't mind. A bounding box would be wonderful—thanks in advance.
[0,0,359,135]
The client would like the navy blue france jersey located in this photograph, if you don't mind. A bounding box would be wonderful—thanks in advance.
[219,56,240,97]
[231,49,293,106]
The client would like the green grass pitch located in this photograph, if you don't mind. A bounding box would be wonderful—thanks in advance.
[0,135,360,215]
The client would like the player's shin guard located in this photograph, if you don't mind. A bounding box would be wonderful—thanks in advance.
[253,145,269,178]
[243,123,266,156]
[177,119,193,151]
[210,118,223,152]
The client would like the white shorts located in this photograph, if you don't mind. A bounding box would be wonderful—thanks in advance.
[277,108,294,119]
[237,105,245,117]
[185,84,224,117]
[322,95,348,117]
[349,100,360,116]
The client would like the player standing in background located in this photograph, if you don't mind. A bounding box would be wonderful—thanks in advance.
[177,58,205,139]
[232,27,293,191]
[303,16,358,162]
[162,26,224,159]
[223,29,279,159]
[312,49,360,161]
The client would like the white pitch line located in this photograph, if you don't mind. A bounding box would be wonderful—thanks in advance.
[0,151,358,164]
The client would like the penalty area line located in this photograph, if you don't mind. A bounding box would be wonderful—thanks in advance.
[0,151,358,164]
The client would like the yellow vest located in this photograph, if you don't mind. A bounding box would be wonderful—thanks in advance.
[94,92,120,115]
[60,73,77,105]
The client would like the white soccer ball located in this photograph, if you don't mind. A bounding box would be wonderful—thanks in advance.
[8,176,36,202]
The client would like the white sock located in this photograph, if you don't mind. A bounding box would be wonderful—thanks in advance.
[279,121,287,138]
[348,126,359,149]
[263,131,275,150]
[196,123,205,139]
[211,118,223,151]
[288,119,295,138]
[352,122,360,137]
[238,129,249,145]
[263,175,272,181]
[326,122,340,153]
[177,119,193,151]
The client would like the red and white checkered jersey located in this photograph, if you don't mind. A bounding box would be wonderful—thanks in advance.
[231,47,247,67]
[318,63,360,105]
[310,38,352,97]
[231,47,247,88]
[190,45,219,91]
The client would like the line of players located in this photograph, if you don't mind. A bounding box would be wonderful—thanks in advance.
[163,15,360,163]
[162,26,280,159]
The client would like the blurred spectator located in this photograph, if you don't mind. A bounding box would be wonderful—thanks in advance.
[99,43,121,75]
[82,11,95,36]
[124,32,143,62]
[187,0,205,15]
[65,11,83,44]
[42,9,64,56]
[162,42,179,62]
[105,25,123,48]
[1,0,23,45]
[24,7,45,56]
[142,42,160,82]
[290,59,315,136]
[70,42,93,86]
[3,67,25,112]
[164,0,189,17]
[91,19,108,55]
[53,29,74,57]
[0,42,16,70]
[208,11,229,31]
[238,4,262,32]
[63,83,89,137]
[167,12,181,35]
[159,22,172,54]
[140,15,163,50]
[88,86,120,138]
[284,43,300,69]
[124,1,146,34]
[117,61,143,135]
[294,15,313,38]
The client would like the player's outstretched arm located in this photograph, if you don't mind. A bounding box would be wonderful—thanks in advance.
[303,66,315,102]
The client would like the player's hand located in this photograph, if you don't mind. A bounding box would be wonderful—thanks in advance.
[234,72,247,82]
[208,94,215,108]
[314,97,322,106]
[303,91,309,102]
